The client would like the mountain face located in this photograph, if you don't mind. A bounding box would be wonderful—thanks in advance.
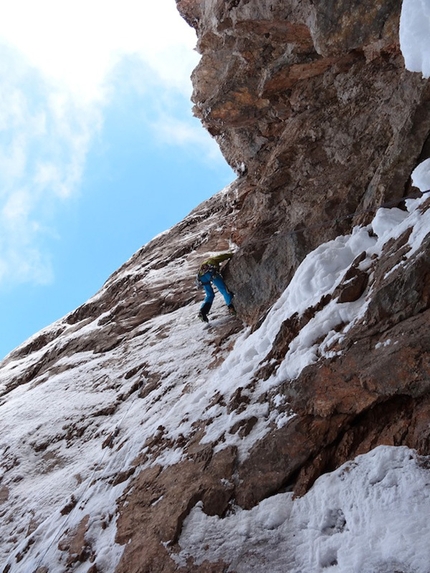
[2,1,430,572]
[178,0,430,325]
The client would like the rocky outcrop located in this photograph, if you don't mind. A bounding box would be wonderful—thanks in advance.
[178,0,430,324]
[237,204,430,503]
[115,447,237,573]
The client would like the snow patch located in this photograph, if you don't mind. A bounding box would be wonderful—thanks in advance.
[177,446,430,573]
[400,0,430,78]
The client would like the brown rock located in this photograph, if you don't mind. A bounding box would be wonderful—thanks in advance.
[115,447,237,573]
[180,0,430,324]
[334,263,369,303]
[57,515,93,565]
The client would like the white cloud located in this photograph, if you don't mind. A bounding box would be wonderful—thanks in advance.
[151,114,222,163]
[0,183,54,286]
[0,0,199,103]
[0,0,208,288]
[0,43,99,286]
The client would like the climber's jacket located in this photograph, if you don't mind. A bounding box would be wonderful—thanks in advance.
[197,253,233,285]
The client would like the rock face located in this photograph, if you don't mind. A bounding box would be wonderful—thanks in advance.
[2,1,430,572]
[178,0,430,324]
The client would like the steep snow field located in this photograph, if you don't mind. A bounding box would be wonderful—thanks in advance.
[1,186,430,571]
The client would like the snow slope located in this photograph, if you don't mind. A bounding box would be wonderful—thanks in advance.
[1,184,430,571]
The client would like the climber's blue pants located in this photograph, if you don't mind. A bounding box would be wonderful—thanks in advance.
[200,272,233,310]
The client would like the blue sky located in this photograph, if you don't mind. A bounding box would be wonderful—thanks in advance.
[0,1,234,360]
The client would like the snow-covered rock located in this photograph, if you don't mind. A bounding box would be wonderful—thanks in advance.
[3,0,430,571]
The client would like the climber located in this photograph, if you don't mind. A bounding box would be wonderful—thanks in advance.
[196,253,235,322]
